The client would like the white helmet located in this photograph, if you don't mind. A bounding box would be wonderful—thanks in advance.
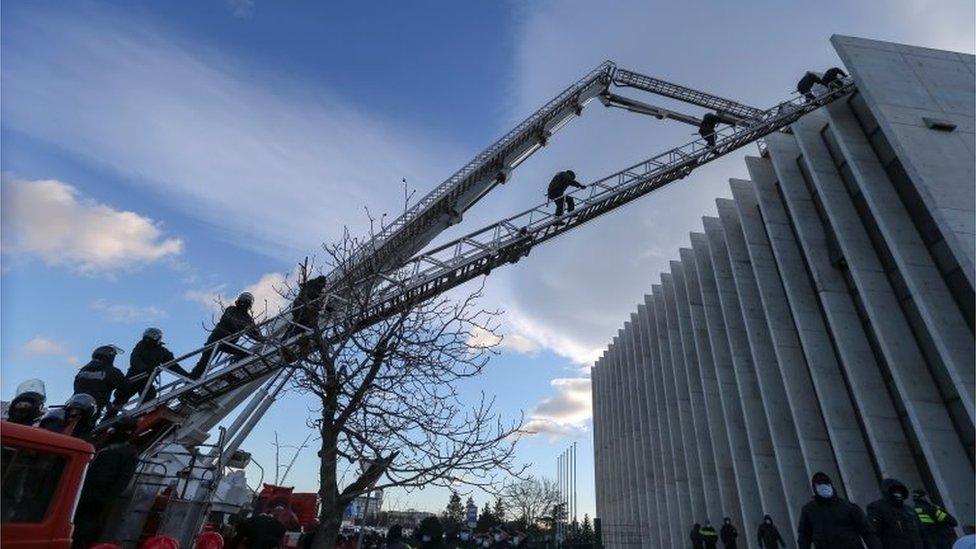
[14,379,46,404]
[237,292,254,306]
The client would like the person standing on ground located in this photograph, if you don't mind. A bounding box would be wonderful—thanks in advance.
[547,170,586,218]
[700,521,719,549]
[720,517,739,549]
[234,509,287,549]
[386,525,412,549]
[867,478,923,549]
[757,515,786,549]
[912,489,958,549]
[796,471,877,549]
[691,523,705,549]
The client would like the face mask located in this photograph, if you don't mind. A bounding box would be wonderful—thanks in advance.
[765,519,772,525]
[460,534,470,541]
[422,536,431,542]
[814,483,834,498]
[891,491,905,502]
[494,534,504,542]
[483,542,491,547]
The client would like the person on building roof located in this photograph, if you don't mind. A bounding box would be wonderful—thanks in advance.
[797,471,878,549]
[547,170,586,219]
[111,328,191,411]
[73,345,129,419]
[821,67,848,89]
[5,379,46,426]
[797,71,824,102]
[191,292,268,379]
[911,489,957,549]
[867,478,924,549]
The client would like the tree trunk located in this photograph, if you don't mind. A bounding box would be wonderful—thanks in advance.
[312,429,341,549]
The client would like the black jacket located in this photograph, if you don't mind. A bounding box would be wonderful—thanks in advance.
[757,518,785,549]
[547,171,584,199]
[214,304,264,341]
[128,338,188,379]
[700,526,719,549]
[720,523,738,547]
[691,525,704,549]
[912,499,957,549]
[74,358,128,410]
[867,479,923,549]
[797,494,878,549]
[292,277,327,325]
[78,441,139,504]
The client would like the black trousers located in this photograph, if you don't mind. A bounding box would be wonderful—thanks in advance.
[192,333,247,379]
[554,195,575,216]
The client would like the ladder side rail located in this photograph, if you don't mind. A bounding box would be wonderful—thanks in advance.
[612,67,765,120]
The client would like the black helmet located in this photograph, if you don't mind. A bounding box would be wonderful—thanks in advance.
[143,327,163,342]
[565,170,576,179]
[107,414,139,436]
[65,393,97,416]
[236,292,255,307]
[92,344,122,362]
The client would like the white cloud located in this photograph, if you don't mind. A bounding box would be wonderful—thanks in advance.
[226,0,255,18]
[21,337,79,366]
[91,299,168,323]
[468,325,541,355]
[1,178,183,274]
[184,271,291,318]
[0,7,461,259]
[522,377,592,440]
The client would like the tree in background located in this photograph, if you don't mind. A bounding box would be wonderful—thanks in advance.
[276,223,526,549]
[491,498,506,523]
[579,514,594,544]
[502,476,561,531]
[443,491,465,531]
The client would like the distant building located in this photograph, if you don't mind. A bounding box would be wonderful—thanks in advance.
[383,509,435,529]
[344,489,383,522]
[593,35,975,548]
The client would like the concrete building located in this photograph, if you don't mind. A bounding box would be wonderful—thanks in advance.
[592,36,974,548]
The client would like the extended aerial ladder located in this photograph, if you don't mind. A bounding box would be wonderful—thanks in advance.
[103,62,854,545]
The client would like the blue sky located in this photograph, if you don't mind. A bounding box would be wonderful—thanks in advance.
[2,0,973,517]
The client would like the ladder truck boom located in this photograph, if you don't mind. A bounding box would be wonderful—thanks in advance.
[121,76,853,432]
[147,63,768,446]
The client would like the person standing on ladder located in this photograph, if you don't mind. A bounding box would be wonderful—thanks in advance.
[699,113,724,148]
[547,170,586,219]
[191,292,267,379]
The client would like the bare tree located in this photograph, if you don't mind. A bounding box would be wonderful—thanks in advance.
[270,223,526,549]
[502,476,561,530]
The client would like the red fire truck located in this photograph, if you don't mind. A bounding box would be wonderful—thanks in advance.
[1,420,95,548]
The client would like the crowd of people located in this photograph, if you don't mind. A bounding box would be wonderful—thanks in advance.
[686,471,965,549]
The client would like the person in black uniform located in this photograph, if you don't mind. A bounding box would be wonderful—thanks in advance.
[234,510,287,549]
[757,515,785,549]
[547,170,586,218]
[867,478,923,549]
[112,328,191,409]
[72,415,140,549]
[911,489,957,549]
[287,275,328,338]
[691,523,705,549]
[796,471,877,549]
[73,345,128,420]
[796,71,824,101]
[699,113,724,148]
[820,67,848,89]
[192,292,267,379]
[720,517,739,549]
[700,520,720,549]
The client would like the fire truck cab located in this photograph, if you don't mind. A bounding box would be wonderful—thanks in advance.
[1,420,95,548]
